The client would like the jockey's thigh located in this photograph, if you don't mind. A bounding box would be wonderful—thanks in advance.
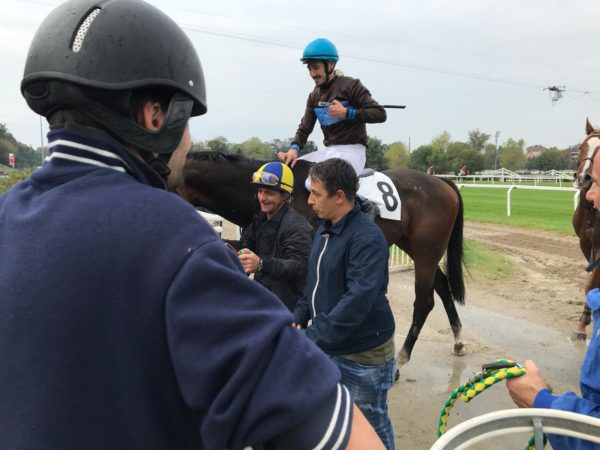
[300,144,366,189]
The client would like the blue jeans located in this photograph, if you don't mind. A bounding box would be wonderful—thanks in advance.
[331,356,396,450]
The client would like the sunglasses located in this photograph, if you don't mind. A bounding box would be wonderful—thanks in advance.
[252,171,293,190]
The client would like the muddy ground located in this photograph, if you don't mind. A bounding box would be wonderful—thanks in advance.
[389,222,590,449]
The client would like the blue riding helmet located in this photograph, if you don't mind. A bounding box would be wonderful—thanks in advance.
[301,38,339,63]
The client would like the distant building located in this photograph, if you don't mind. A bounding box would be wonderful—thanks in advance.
[525,144,547,159]
[568,144,580,162]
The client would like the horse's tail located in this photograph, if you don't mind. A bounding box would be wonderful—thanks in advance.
[440,177,466,305]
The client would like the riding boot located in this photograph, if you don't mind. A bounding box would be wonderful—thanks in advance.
[357,195,379,221]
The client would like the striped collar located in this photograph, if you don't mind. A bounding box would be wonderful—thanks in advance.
[44,124,166,189]
[47,138,131,174]
[46,125,134,175]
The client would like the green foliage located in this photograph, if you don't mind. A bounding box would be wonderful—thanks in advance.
[467,129,491,153]
[366,136,388,170]
[461,187,575,234]
[237,137,273,160]
[525,149,568,171]
[498,138,526,170]
[206,136,230,153]
[384,141,409,168]
[463,239,513,281]
[408,145,433,171]
[0,168,33,194]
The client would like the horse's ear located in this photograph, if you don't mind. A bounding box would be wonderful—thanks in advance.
[586,118,595,135]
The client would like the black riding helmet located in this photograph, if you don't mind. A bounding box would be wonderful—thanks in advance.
[21,0,207,157]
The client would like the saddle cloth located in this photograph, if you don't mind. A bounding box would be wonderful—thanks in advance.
[358,170,401,221]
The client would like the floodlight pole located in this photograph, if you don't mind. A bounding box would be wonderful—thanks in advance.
[494,130,500,170]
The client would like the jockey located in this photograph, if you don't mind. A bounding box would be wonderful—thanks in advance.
[278,38,387,176]
[224,161,313,311]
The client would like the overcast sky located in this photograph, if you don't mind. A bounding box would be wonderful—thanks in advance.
[2,0,600,152]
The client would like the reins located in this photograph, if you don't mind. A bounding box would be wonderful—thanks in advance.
[437,359,548,450]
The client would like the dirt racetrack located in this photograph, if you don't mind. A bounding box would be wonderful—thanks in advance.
[389,221,590,449]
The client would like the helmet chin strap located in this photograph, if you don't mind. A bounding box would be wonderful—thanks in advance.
[323,61,335,83]
[140,152,172,181]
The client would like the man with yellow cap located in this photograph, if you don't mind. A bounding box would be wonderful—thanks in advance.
[225,161,313,311]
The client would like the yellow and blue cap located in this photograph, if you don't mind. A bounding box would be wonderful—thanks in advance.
[252,162,294,194]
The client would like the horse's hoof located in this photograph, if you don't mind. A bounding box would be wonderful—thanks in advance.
[452,342,467,356]
[570,331,587,342]
[394,368,400,383]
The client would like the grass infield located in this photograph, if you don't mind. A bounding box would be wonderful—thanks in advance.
[460,187,577,236]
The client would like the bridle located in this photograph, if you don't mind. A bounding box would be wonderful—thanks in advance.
[577,130,600,272]
[577,130,600,191]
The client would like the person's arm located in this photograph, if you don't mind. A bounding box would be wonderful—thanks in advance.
[346,79,386,124]
[306,230,388,350]
[346,405,386,450]
[166,235,366,449]
[279,95,317,167]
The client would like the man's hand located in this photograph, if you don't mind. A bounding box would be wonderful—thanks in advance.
[329,99,347,118]
[506,360,549,408]
[292,323,303,330]
[238,249,261,274]
[278,148,298,167]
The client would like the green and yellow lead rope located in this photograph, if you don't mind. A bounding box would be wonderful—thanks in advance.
[437,359,547,450]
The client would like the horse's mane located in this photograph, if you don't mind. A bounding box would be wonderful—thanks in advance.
[187,151,268,169]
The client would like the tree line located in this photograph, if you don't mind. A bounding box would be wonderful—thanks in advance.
[0,123,576,174]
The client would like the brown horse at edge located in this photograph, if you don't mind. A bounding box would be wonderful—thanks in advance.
[573,119,600,340]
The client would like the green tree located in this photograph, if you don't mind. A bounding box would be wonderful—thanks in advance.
[468,129,491,153]
[431,131,451,153]
[408,145,433,171]
[498,138,526,170]
[483,143,499,170]
[206,136,230,153]
[14,143,42,168]
[526,148,567,171]
[0,138,16,166]
[237,137,272,160]
[384,141,409,168]
[366,136,387,170]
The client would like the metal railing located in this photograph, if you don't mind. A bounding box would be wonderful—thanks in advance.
[431,408,600,450]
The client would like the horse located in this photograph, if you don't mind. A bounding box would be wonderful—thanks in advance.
[179,152,466,366]
[572,119,600,340]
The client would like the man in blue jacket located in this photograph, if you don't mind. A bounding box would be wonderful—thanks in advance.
[293,158,397,450]
[0,1,385,449]
[506,144,600,450]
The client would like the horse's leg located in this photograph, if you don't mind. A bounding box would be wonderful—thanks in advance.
[573,304,592,341]
[397,259,437,367]
[573,251,600,340]
[433,267,466,356]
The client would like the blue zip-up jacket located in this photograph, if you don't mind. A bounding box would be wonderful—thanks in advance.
[293,204,395,355]
[533,288,600,449]
[0,124,353,450]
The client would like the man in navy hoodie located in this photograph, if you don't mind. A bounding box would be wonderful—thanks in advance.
[0,1,385,449]
[293,158,397,450]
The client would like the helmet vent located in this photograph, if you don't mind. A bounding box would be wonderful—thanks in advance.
[72,8,101,53]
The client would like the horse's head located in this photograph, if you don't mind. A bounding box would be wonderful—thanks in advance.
[576,119,600,192]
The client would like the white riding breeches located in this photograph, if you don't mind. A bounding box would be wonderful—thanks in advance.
[300,144,366,190]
